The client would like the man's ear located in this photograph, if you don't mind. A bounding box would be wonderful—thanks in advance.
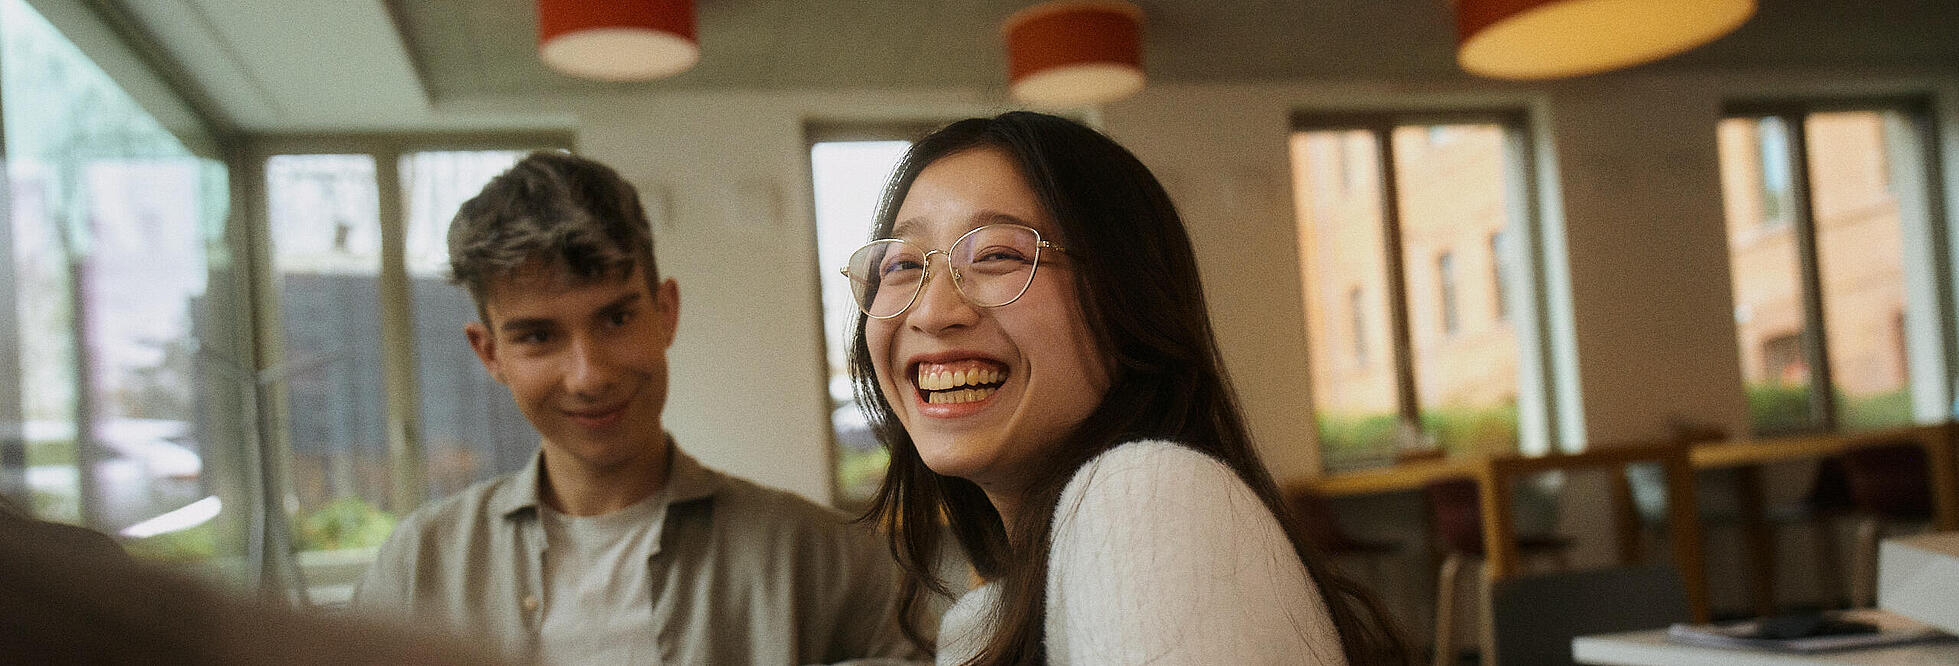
[653,277,680,349]
[465,321,504,383]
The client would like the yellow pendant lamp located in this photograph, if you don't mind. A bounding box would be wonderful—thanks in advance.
[1455,0,1756,79]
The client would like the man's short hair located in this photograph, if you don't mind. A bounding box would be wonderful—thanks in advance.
[447,151,658,316]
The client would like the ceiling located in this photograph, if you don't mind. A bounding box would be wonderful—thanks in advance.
[103,0,1959,134]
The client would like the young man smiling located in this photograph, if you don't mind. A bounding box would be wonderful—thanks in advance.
[353,151,923,665]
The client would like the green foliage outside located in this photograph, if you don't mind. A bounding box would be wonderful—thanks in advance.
[1318,401,1520,467]
[1747,383,1817,436]
[1843,388,1912,431]
[1746,383,1912,436]
[1421,402,1520,456]
[116,497,405,560]
[836,446,890,507]
[1316,412,1401,466]
[124,521,217,561]
[295,497,397,551]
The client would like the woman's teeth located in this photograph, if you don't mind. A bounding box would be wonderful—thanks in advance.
[926,386,998,404]
[916,362,1007,404]
[916,365,1005,391]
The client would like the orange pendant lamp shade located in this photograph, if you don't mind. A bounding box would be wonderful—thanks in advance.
[538,0,699,81]
[1003,1,1145,106]
[1456,0,1755,79]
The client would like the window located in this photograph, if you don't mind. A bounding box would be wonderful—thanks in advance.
[1291,112,1547,469]
[1437,251,1460,336]
[1491,229,1513,321]
[1,0,245,571]
[401,151,536,501]
[256,144,555,604]
[1348,286,1367,366]
[1756,116,1795,226]
[263,154,390,558]
[1719,102,1939,435]
[807,133,913,509]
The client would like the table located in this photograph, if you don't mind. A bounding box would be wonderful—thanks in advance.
[1299,443,1711,622]
[1298,424,1959,619]
[1688,423,1959,533]
[1573,627,1959,665]
[1688,423,1959,614]
[1300,456,1476,497]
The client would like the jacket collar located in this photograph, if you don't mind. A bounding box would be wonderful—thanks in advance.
[493,433,724,520]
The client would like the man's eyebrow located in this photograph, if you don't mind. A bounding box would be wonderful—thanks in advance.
[594,291,645,315]
[497,317,556,334]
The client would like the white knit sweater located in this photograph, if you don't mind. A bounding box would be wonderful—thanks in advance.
[936,440,1348,665]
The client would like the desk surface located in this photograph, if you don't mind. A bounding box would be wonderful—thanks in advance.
[1573,629,1959,665]
[1298,457,1476,496]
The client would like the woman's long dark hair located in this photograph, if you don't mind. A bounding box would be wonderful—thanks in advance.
[851,112,1409,665]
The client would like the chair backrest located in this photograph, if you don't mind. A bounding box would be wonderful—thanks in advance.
[1424,477,1486,555]
[1489,565,1689,666]
[1804,455,1856,512]
[1286,489,1352,553]
[1841,441,1933,519]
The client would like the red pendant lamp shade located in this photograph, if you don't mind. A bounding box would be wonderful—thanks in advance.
[538,0,699,82]
[1003,1,1145,106]
[1455,0,1755,80]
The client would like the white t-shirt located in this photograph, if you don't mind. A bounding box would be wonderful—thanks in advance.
[536,488,669,666]
[937,440,1348,665]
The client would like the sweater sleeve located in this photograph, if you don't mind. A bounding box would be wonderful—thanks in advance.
[1044,441,1348,665]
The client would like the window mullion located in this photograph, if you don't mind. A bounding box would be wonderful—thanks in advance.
[374,148,425,514]
[1784,112,1838,431]
[242,148,306,600]
[1375,124,1422,434]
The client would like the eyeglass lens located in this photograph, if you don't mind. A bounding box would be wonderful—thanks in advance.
[845,224,1045,318]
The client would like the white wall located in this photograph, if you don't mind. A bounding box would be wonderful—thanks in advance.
[554,90,1006,504]
[494,63,1959,510]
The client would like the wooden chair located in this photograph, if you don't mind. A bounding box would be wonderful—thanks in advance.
[1431,442,1709,666]
[1288,489,1404,585]
[1425,477,1573,666]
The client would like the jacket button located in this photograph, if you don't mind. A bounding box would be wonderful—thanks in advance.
[522,595,539,612]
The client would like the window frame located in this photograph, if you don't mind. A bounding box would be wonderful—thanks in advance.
[800,121,944,512]
[240,133,570,602]
[1722,97,1952,433]
[1291,109,1559,464]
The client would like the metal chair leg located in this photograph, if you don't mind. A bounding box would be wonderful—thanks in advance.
[1434,552,1467,666]
[1850,517,1881,608]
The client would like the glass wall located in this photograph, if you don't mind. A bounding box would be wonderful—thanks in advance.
[402,150,533,501]
[263,154,390,552]
[258,147,544,604]
[2,0,245,572]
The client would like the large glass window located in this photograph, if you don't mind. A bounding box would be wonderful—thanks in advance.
[259,146,552,605]
[1291,114,1544,469]
[401,150,532,501]
[809,138,910,509]
[1719,104,1939,435]
[263,154,390,552]
[2,0,243,571]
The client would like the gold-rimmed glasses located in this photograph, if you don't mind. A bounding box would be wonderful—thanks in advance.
[839,223,1067,319]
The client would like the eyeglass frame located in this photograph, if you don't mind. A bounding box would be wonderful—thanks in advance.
[838,222,1069,319]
